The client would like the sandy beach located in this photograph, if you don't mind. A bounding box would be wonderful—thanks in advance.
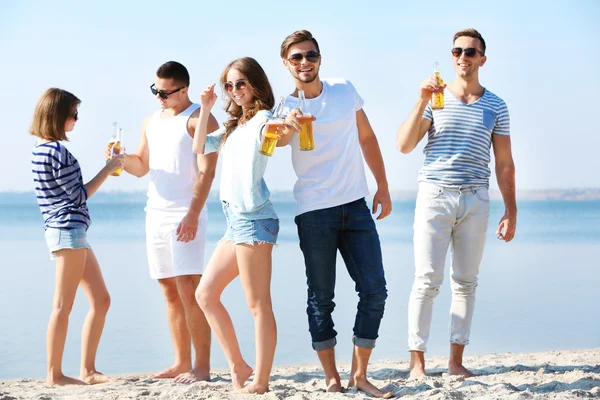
[1,348,598,399]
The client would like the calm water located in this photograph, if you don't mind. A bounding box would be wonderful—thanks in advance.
[0,193,599,380]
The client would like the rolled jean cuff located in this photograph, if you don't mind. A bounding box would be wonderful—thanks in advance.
[312,337,337,351]
[450,338,470,346]
[352,335,376,349]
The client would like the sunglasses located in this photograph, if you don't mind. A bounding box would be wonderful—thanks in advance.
[287,50,321,66]
[451,47,484,58]
[223,80,249,93]
[150,83,185,99]
[73,111,79,121]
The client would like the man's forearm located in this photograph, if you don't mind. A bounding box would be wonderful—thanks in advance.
[124,154,148,177]
[396,99,429,153]
[187,171,215,216]
[497,162,517,214]
[361,136,389,188]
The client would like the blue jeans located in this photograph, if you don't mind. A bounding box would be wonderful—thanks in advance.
[294,198,388,351]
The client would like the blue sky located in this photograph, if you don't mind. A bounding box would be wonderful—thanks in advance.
[2,0,599,193]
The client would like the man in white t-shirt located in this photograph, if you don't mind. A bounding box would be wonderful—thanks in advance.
[111,61,219,383]
[278,30,393,398]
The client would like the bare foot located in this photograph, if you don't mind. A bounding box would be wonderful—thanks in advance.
[47,374,87,386]
[324,374,343,392]
[173,368,211,384]
[409,350,427,379]
[231,364,253,390]
[326,381,343,392]
[409,367,427,380]
[81,371,113,385]
[152,364,191,379]
[448,363,476,378]
[237,382,269,394]
[349,375,395,399]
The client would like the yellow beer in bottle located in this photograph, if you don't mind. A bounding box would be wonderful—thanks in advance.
[259,97,286,157]
[109,123,123,176]
[431,62,444,110]
[297,90,315,151]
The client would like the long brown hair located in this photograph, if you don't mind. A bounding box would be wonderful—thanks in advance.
[29,88,80,141]
[220,57,275,137]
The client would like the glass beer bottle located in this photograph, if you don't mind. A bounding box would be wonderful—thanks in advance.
[431,62,444,110]
[297,90,315,151]
[259,97,285,157]
[109,122,123,176]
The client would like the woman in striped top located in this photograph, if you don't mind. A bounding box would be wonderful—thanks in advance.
[30,88,125,385]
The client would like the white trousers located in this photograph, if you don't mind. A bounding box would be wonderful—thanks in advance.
[408,182,490,352]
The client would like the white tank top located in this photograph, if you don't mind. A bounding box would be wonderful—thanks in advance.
[145,103,204,214]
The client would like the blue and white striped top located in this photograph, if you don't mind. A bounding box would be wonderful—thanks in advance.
[31,142,91,230]
[420,88,510,187]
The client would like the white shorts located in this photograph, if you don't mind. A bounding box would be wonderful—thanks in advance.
[145,209,208,280]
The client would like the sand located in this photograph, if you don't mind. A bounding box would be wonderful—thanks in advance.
[1,348,598,399]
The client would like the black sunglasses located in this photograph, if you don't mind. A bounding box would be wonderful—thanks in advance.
[287,50,321,66]
[223,80,248,93]
[150,83,185,99]
[73,111,79,121]
[451,47,484,58]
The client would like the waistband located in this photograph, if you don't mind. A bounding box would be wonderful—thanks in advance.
[419,181,488,192]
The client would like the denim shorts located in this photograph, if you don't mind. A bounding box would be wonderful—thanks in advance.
[222,202,279,245]
[44,227,91,260]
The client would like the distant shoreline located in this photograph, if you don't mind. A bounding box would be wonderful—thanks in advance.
[3,188,600,202]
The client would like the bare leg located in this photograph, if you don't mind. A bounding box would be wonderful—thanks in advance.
[153,278,192,379]
[236,243,277,395]
[46,249,87,386]
[348,346,394,398]
[79,250,112,384]
[314,348,342,392]
[196,242,252,390]
[448,344,475,377]
[409,350,427,379]
[173,274,211,384]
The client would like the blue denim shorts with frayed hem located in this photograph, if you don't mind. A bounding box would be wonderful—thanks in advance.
[222,202,279,245]
[44,227,91,260]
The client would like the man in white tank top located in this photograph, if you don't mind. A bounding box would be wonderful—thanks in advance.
[113,61,219,383]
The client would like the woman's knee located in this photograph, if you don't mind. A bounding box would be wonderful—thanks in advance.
[92,292,111,314]
[51,300,75,319]
[195,282,218,311]
[246,298,274,319]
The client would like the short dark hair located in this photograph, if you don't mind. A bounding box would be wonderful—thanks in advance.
[453,28,486,55]
[156,61,190,87]
[280,30,320,59]
[29,88,80,141]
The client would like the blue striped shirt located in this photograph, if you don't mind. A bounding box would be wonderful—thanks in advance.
[420,88,510,187]
[31,142,91,230]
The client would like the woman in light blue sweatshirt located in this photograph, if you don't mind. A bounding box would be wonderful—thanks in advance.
[192,57,295,394]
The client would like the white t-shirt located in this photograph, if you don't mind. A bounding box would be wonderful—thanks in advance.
[283,78,369,216]
[204,110,277,219]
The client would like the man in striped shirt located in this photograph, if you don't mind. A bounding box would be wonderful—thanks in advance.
[396,28,517,378]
